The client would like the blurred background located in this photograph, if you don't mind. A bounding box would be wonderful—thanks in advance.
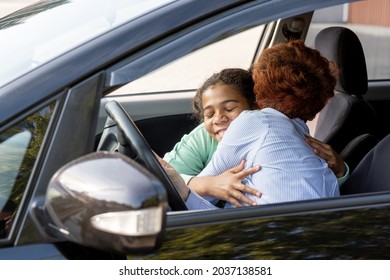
[0,0,38,18]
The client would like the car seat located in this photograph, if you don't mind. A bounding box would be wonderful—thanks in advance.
[339,133,379,173]
[341,134,390,195]
[313,26,379,154]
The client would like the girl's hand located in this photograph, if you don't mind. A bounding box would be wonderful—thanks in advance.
[189,160,261,207]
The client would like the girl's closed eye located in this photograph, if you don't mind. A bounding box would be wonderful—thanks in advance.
[226,106,238,112]
[204,111,214,119]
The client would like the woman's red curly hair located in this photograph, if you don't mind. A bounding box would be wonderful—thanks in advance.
[252,40,337,121]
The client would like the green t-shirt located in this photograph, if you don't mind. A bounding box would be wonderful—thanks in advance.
[163,123,217,184]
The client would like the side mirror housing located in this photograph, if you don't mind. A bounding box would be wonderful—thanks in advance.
[43,152,167,254]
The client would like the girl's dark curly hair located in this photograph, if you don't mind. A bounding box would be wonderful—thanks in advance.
[192,68,257,123]
[252,40,337,121]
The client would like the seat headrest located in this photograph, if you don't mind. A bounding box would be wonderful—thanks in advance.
[315,27,368,96]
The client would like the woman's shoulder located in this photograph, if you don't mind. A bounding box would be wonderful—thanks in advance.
[236,109,260,119]
[234,109,270,123]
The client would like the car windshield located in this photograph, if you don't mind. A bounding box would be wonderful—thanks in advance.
[0,0,174,87]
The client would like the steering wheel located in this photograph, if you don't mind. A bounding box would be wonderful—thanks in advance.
[104,100,188,211]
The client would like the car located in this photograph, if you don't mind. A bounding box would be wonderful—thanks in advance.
[1,0,390,260]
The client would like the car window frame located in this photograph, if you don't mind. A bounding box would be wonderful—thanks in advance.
[166,191,390,226]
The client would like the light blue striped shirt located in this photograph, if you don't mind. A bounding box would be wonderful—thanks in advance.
[186,108,340,210]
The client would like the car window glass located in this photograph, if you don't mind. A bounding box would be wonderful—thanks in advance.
[306,3,390,81]
[109,25,264,95]
[0,103,54,239]
[0,0,174,87]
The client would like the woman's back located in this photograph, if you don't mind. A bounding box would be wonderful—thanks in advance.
[199,109,340,206]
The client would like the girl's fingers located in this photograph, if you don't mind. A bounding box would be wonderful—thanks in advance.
[226,191,257,206]
[237,165,261,179]
[240,184,262,198]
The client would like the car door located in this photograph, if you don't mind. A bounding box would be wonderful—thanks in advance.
[135,197,390,259]
[114,0,390,259]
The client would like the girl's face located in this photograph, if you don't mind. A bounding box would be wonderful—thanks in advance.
[202,84,251,142]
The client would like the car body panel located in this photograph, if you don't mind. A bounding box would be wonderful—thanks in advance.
[0,243,66,260]
[149,205,390,259]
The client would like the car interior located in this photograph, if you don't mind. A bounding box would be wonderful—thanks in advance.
[313,26,380,161]
[341,133,390,195]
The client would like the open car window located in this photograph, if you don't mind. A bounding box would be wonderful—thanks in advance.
[109,25,265,95]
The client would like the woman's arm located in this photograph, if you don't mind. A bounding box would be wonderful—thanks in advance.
[305,136,350,185]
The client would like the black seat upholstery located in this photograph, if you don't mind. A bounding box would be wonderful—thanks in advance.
[339,133,379,173]
[341,134,390,195]
[313,27,379,154]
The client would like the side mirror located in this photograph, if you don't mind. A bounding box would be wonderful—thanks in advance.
[43,151,167,254]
